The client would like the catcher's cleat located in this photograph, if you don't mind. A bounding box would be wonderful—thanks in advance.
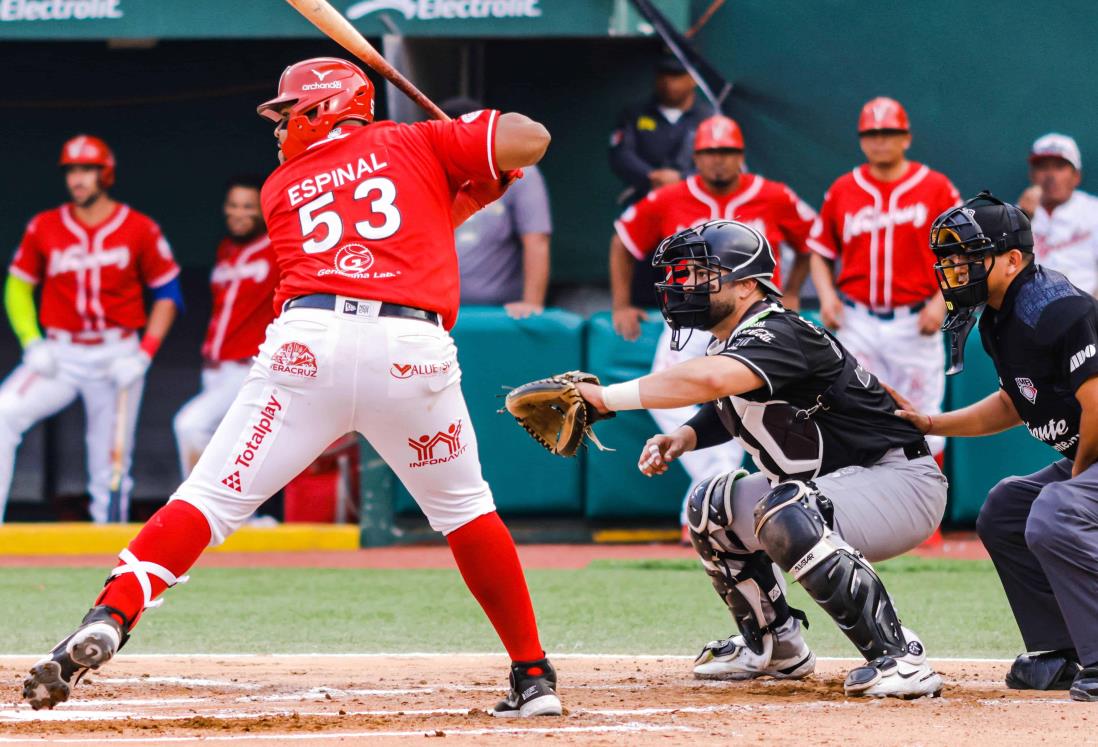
[843,628,942,699]
[491,658,562,718]
[694,618,815,681]
[1070,667,1098,702]
[23,606,129,710]
[1006,649,1080,690]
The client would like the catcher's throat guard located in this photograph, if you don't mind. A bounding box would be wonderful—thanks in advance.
[503,371,615,457]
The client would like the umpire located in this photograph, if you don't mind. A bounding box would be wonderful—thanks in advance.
[894,191,1098,702]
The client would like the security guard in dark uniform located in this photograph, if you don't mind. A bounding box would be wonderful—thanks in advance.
[609,53,713,306]
[894,191,1098,702]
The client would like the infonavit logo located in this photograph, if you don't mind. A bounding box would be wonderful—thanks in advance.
[1,0,124,22]
[346,0,541,21]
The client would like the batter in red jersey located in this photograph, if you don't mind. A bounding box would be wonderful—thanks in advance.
[24,58,561,719]
[0,136,181,524]
[808,97,960,456]
[610,115,817,528]
[173,175,277,477]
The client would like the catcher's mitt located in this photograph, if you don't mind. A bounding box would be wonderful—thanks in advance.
[504,371,615,457]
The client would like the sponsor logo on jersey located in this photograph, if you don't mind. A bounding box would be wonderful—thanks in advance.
[1,0,123,22]
[390,360,453,379]
[733,327,776,345]
[220,390,284,491]
[1070,344,1097,373]
[347,0,542,21]
[1053,434,1081,453]
[1015,377,1038,404]
[211,258,271,285]
[1026,417,1068,442]
[407,419,467,468]
[842,202,929,243]
[271,341,318,378]
[47,244,129,276]
[221,471,242,492]
[460,110,484,124]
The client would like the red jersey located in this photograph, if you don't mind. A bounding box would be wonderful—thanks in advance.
[261,110,503,330]
[9,203,180,332]
[202,234,278,362]
[614,173,816,288]
[808,162,960,309]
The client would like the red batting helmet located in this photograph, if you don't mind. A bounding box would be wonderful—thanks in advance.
[59,135,115,188]
[257,57,376,161]
[694,115,745,151]
[857,97,910,134]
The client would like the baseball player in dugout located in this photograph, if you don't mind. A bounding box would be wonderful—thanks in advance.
[23,57,563,718]
[173,175,277,477]
[580,219,947,698]
[1017,133,1098,295]
[892,192,1098,702]
[0,136,182,524]
[808,97,960,461]
[611,115,817,533]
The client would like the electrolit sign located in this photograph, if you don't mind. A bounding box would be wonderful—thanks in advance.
[345,0,541,21]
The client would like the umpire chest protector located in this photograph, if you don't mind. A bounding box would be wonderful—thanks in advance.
[708,303,924,482]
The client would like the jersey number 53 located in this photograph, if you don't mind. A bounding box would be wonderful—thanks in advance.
[297,177,401,254]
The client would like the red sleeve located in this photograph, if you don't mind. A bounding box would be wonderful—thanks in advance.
[138,220,181,288]
[9,217,44,284]
[613,192,665,260]
[808,187,841,260]
[423,109,502,184]
[777,185,818,255]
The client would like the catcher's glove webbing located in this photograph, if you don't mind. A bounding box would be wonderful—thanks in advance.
[504,371,615,457]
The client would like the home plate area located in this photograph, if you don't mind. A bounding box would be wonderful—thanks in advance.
[0,654,1086,745]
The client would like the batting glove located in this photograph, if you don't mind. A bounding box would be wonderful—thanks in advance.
[22,339,58,378]
[108,351,151,389]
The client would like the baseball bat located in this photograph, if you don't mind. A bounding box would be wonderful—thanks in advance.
[284,0,449,121]
[107,387,129,523]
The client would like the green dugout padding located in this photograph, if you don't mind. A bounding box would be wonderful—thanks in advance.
[583,311,691,518]
[944,327,1058,524]
[394,307,585,516]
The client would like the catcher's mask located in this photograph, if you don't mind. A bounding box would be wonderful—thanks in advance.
[652,220,780,350]
[929,190,1033,373]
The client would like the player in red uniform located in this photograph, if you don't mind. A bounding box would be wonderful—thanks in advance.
[610,115,817,531]
[808,97,960,457]
[0,135,181,524]
[173,176,277,476]
[23,58,562,719]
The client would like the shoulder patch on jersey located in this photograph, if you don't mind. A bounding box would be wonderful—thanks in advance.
[1016,268,1085,330]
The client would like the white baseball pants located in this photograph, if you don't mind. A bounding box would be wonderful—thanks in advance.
[0,336,144,523]
[173,360,253,478]
[170,299,496,545]
[651,323,745,522]
[836,304,946,455]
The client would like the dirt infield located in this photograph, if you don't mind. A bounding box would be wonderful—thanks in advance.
[0,654,1086,745]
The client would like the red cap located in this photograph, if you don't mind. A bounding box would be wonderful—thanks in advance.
[857,97,910,134]
[257,57,376,161]
[59,135,115,188]
[694,115,745,151]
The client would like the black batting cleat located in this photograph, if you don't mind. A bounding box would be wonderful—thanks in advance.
[490,657,562,717]
[1070,666,1098,702]
[22,605,129,710]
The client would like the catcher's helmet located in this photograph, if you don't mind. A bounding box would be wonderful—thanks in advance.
[652,220,779,350]
[858,96,909,134]
[59,135,115,188]
[257,57,376,161]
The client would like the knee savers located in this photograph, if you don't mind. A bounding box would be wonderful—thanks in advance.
[753,481,907,660]
[688,470,798,655]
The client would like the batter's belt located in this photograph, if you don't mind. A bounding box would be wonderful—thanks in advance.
[283,294,440,326]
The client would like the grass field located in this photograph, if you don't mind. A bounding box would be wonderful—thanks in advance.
[0,556,1022,658]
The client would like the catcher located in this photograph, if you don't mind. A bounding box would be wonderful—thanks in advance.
[507,219,947,698]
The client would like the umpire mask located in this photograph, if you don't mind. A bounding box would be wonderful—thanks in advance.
[929,191,1033,373]
[652,220,781,350]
